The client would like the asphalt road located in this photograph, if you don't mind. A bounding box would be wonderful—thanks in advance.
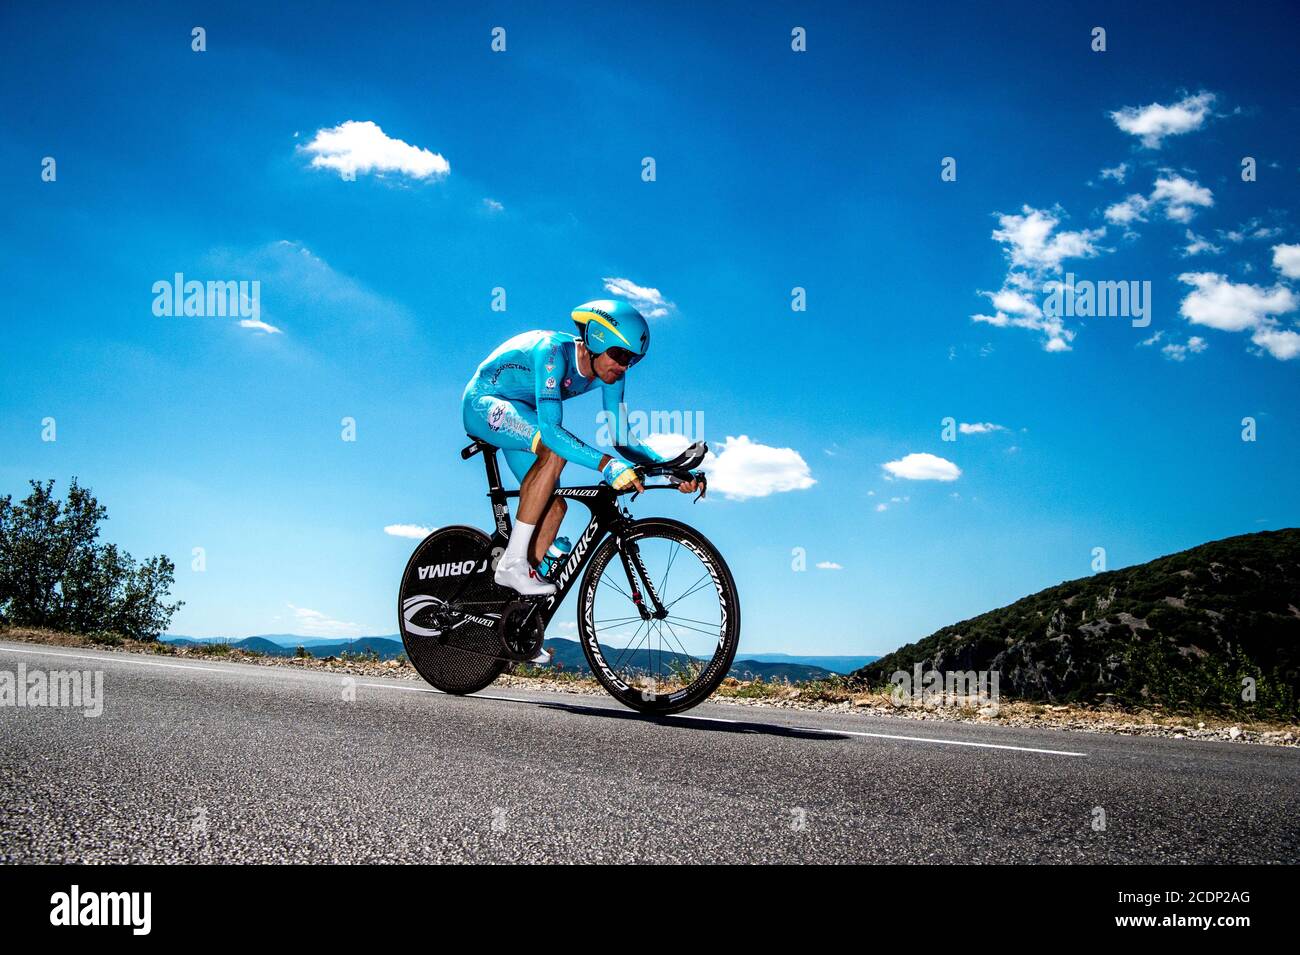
[2,640,1297,863]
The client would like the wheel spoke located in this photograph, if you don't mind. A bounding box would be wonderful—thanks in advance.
[611,618,652,671]
[598,574,633,601]
[594,613,646,626]
[659,619,697,663]
[662,613,722,628]
[582,530,732,709]
[660,570,709,608]
[659,617,722,639]
[663,575,715,611]
[659,542,681,600]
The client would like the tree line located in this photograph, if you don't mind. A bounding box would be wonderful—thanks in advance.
[0,479,181,640]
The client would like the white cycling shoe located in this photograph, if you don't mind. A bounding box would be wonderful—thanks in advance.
[494,556,557,596]
[529,646,554,665]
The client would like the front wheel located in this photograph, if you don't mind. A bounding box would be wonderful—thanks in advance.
[577,518,740,714]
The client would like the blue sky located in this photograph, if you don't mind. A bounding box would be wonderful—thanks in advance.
[2,1,1298,654]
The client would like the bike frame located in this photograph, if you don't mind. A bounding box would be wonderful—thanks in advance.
[461,439,670,629]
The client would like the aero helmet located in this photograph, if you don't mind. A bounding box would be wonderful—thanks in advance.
[571,299,649,365]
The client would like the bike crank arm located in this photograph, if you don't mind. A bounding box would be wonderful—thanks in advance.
[416,601,545,664]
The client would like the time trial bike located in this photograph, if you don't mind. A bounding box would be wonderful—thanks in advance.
[397,438,740,714]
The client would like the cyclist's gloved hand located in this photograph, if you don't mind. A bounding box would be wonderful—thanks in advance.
[676,469,705,496]
[601,458,639,491]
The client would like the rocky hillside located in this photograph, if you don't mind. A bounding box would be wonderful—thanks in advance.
[851,529,1300,716]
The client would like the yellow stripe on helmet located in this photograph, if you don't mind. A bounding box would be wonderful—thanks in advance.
[571,309,631,346]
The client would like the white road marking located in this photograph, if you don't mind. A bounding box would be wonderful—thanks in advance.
[0,644,239,674]
[797,726,1088,757]
[368,683,1090,757]
[3,643,1087,756]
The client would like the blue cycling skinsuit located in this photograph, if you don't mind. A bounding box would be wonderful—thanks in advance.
[462,330,666,484]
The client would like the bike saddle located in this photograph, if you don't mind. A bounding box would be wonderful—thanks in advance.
[460,437,497,459]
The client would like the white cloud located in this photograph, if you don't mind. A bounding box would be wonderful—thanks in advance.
[641,432,692,459]
[603,277,672,318]
[972,287,1074,352]
[239,318,281,334]
[695,435,815,500]
[1110,91,1216,148]
[959,422,1006,434]
[1177,272,1297,332]
[975,206,1104,352]
[1104,194,1151,227]
[882,453,961,482]
[874,502,888,512]
[1250,326,1300,360]
[1161,336,1208,361]
[987,288,1042,317]
[1150,174,1214,223]
[285,604,367,638]
[1099,163,1129,183]
[385,524,433,539]
[301,120,450,181]
[815,561,843,570]
[482,198,504,213]
[992,206,1105,273]
[1272,243,1300,279]
[1177,272,1300,360]
[205,240,412,337]
[1106,174,1213,229]
[1182,229,1222,257]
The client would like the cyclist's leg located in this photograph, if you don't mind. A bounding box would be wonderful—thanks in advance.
[505,449,568,565]
[464,394,564,567]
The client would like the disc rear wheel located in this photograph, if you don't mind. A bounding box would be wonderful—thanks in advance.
[398,525,506,694]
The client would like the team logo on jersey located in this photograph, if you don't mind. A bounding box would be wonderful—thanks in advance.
[545,376,556,389]
[488,403,505,430]
[545,362,554,372]
[563,377,572,388]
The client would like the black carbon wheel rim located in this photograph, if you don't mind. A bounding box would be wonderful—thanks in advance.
[398,526,506,694]
[578,520,739,713]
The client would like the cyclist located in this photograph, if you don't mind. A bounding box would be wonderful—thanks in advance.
[462,299,700,616]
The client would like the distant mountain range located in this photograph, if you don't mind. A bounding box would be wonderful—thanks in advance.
[850,529,1300,716]
[161,632,866,681]
[163,634,408,660]
[738,653,879,674]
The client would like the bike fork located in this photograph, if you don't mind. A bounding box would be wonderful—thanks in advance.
[617,540,666,620]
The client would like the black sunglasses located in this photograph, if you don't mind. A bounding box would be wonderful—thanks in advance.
[603,346,642,367]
